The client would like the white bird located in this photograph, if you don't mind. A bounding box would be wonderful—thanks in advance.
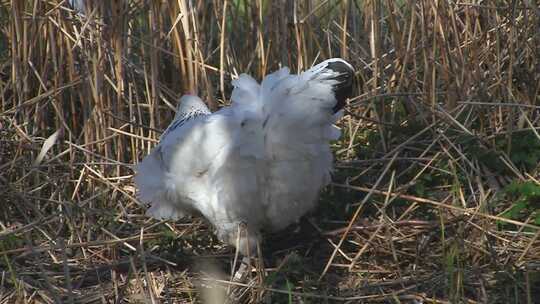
[68,0,85,14]
[135,58,354,254]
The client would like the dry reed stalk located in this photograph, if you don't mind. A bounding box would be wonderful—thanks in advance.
[0,1,538,303]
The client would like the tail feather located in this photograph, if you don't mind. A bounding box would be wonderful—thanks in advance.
[307,58,355,112]
[217,58,355,158]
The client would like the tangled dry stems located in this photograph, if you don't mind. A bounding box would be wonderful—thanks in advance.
[1,1,539,303]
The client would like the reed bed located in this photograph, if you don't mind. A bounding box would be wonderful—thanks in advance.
[1,0,539,303]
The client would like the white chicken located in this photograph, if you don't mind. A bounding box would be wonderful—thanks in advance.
[135,58,354,254]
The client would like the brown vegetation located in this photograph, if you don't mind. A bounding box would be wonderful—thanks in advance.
[1,0,539,303]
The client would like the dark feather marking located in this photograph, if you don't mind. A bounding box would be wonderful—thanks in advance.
[262,115,270,128]
[325,61,355,113]
[161,111,208,140]
[196,168,209,177]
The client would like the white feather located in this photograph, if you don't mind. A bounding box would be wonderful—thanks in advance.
[135,58,354,254]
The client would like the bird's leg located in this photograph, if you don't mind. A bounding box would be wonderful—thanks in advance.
[230,222,261,282]
[232,256,251,282]
[227,221,259,256]
[225,223,264,302]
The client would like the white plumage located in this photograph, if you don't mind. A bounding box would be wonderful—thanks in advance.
[135,58,354,254]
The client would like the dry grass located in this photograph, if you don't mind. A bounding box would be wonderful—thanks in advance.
[1,0,539,303]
